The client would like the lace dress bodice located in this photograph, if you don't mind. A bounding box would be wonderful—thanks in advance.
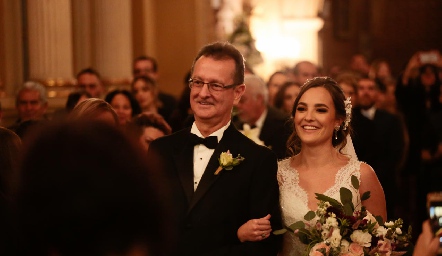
[277,157,362,256]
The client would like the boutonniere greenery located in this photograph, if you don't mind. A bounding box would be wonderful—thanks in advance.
[214,150,245,175]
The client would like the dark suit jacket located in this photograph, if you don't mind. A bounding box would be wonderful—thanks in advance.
[147,124,282,256]
[351,107,405,217]
[234,107,292,160]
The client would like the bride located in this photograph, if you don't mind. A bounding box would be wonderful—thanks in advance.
[237,77,386,255]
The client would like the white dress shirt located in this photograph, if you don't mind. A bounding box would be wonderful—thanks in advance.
[361,106,376,120]
[191,121,230,191]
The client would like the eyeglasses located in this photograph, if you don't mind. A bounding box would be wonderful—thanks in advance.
[188,78,237,93]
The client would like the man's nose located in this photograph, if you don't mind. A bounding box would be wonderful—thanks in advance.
[199,83,211,96]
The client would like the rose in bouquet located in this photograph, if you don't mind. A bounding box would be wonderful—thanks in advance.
[274,175,412,256]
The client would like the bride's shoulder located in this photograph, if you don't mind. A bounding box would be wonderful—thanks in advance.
[357,162,379,182]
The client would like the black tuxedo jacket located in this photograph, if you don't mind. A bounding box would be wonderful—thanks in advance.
[147,124,282,256]
[234,107,292,160]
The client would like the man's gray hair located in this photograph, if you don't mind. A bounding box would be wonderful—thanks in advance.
[244,74,269,104]
[17,81,48,104]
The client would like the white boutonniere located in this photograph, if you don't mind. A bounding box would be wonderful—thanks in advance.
[214,150,245,175]
[241,124,265,146]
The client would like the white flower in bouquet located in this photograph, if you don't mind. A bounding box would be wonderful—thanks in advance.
[376,226,388,237]
[350,230,372,247]
[324,216,339,229]
[240,124,265,145]
[327,228,342,248]
[363,211,380,229]
[340,239,350,253]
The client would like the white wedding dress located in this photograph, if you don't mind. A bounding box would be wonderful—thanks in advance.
[277,156,362,256]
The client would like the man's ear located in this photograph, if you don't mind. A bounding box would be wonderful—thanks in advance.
[233,84,246,103]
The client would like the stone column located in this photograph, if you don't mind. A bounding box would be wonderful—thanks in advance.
[93,0,132,82]
[26,0,73,83]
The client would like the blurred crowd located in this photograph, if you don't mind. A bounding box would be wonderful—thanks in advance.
[1,49,441,254]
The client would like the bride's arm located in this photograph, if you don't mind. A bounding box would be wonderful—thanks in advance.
[359,163,387,221]
[237,214,272,242]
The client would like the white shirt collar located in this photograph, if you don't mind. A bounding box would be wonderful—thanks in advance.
[361,106,376,120]
[190,121,231,142]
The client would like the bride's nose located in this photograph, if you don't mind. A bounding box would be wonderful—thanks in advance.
[304,110,315,121]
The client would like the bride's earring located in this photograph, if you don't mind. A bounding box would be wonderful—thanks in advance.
[334,126,340,140]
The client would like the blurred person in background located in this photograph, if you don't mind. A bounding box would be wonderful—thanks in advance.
[235,74,292,159]
[52,90,92,121]
[8,81,48,137]
[131,76,161,116]
[126,112,172,153]
[350,53,370,76]
[266,71,291,107]
[335,71,359,106]
[0,127,21,255]
[395,50,442,236]
[76,68,106,98]
[105,89,141,126]
[16,120,171,256]
[69,98,119,126]
[273,81,301,115]
[292,61,319,85]
[132,55,177,122]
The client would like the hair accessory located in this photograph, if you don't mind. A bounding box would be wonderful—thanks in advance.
[343,97,352,130]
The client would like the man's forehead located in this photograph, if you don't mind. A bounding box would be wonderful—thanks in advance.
[19,89,40,98]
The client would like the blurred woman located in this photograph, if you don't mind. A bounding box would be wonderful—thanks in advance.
[126,112,172,153]
[273,81,301,115]
[105,89,141,125]
[69,98,119,126]
[266,71,290,107]
[131,76,160,114]
[0,127,21,197]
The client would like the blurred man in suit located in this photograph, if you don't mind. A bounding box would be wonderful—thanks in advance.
[234,74,292,159]
[352,77,405,219]
[76,68,106,98]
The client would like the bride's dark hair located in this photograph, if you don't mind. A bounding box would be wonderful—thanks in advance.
[286,76,351,156]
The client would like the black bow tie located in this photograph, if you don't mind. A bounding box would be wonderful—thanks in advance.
[190,134,218,149]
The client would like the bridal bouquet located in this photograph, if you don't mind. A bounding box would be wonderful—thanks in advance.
[274,176,412,256]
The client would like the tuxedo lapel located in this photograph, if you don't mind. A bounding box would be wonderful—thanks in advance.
[174,132,196,204]
[188,124,238,213]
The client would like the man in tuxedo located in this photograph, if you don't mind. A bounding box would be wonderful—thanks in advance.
[234,74,292,159]
[352,77,405,219]
[147,42,282,256]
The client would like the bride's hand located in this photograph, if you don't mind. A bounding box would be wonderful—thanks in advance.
[237,214,272,242]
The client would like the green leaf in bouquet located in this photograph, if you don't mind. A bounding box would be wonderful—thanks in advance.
[287,221,305,232]
[361,191,371,201]
[343,202,354,216]
[340,187,354,208]
[304,211,316,221]
[351,175,360,189]
[315,193,342,209]
[375,215,384,225]
[273,228,287,235]
[296,228,312,244]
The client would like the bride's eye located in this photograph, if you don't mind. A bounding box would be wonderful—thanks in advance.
[317,108,327,113]
[296,106,306,112]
